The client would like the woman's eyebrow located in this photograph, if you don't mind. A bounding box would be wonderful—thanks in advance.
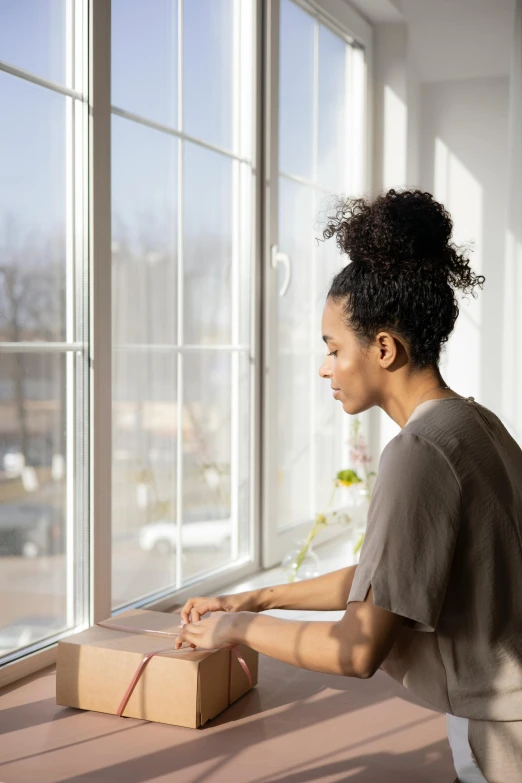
[322,335,335,344]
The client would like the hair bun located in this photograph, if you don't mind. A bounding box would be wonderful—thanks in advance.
[322,188,483,293]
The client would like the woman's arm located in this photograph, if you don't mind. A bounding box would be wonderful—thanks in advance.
[179,566,358,624]
[230,586,404,678]
[256,565,357,612]
[176,584,405,679]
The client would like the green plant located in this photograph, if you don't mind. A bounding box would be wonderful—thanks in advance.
[286,416,376,582]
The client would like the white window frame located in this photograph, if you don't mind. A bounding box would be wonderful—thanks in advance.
[0,0,91,686]
[0,0,371,689]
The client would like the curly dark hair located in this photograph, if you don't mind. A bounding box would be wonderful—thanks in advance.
[322,188,485,368]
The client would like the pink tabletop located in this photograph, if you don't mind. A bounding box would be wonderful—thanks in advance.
[0,654,455,782]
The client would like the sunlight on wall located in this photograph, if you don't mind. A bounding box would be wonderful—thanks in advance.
[501,229,522,440]
[433,136,483,398]
[502,0,522,442]
[378,86,409,451]
[383,85,408,190]
[349,45,367,196]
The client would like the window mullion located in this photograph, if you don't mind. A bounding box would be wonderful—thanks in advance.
[175,0,184,590]
[261,0,281,568]
[309,17,319,521]
[74,0,90,628]
[89,0,112,624]
[230,0,242,562]
[65,0,76,631]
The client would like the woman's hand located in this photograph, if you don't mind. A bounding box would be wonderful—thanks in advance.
[179,590,260,625]
[174,610,246,651]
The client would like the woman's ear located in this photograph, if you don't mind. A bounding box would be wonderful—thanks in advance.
[375,332,397,369]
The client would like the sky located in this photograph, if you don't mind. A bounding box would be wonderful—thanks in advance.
[0,0,235,244]
[0,0,348,246]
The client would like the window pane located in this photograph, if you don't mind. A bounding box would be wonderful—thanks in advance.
[182,352,231,581]
[0,0,67,85]
[278,353,312,527]
[112,116,178,608]
[183,143,232,345]
[315,234,345,506]
[318,25,348,193]
[183,0,233,150]
[238,161,253,341]
[278,178,314,351]
[237,351,251,559]
[0,72,66,342]
[276,2,358,549]
[0,4,88,661]
[0,353,68,655]
[112,0,178,127]
[279,0,314,180]
[111,2,254,605]
[314,199,344,349]
[112,115,178,346]
[277,178,314,528]
[112,350,178,608]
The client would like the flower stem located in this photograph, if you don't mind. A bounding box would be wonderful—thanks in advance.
[287,481,338,582]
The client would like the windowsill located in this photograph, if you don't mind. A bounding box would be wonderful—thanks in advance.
[219,532,359,621]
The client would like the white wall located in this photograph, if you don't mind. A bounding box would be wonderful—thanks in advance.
[419,77,510,415]
[405,25,420,186]
[368,8,517,456]
[372,23,408,194]
[369,22,422,455]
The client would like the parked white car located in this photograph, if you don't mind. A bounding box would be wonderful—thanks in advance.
[139,518,232,555]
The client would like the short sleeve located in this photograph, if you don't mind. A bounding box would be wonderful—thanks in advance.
[347,431,461,632]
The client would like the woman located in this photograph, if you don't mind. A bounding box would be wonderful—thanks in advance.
[176,189,522,783]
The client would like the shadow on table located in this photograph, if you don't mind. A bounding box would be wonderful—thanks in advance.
[253,737,455,783]
[41,684,450,783]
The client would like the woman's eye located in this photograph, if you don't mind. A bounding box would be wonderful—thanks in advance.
[328,350,338,357]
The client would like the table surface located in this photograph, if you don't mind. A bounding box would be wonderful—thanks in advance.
[0,652,456,783]
[0,536,456,782]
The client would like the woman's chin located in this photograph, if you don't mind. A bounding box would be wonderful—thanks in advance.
[340,398,366,416]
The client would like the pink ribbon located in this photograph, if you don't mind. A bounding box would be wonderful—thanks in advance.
[97,619,253,718]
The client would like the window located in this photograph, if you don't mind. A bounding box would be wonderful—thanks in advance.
[263,0,367,564]
[0,0,89,662]
[0,0,368,676]
[111,0,255,608]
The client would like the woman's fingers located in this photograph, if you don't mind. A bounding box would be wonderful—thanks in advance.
[175,623,202,649]
[180,598,209,624]
[180,601,194,624]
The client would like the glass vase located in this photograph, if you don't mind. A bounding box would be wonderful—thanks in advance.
[281,539,321,582]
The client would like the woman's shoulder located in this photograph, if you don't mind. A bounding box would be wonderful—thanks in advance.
[379,426,458,481]
[400,397,522,482]
[403,397,486,450]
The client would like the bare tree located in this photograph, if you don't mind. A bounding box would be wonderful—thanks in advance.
[0,214,66,465]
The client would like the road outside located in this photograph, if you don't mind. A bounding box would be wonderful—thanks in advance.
[0,452,238,658]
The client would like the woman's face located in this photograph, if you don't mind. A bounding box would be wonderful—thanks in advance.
[319,297,382,415]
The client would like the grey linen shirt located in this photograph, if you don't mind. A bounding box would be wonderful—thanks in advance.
[347,397,522,781]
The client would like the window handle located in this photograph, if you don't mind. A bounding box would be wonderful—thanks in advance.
[271,244,291,297]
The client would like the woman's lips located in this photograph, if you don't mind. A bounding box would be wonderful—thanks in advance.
[333,390,341,399]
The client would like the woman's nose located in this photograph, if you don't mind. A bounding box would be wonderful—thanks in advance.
[318,361,330,378]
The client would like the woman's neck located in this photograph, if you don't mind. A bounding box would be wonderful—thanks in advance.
[382,372,459,428]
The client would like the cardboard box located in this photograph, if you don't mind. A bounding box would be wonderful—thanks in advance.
[56,608,258,728]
